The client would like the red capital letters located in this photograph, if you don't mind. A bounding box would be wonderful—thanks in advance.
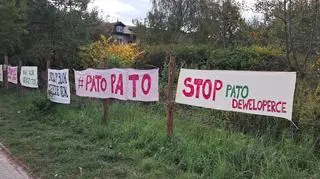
[129,74,139,97]
[111,74,116,93]
[115,74,124,95]
[194,79,203,98]
[182,77,194,97]
[213,80,223,101]
[202,79,212,99]
[141,74,151,95]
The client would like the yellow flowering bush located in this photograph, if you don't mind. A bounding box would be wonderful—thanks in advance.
[79,35,143,68]
[107,43,143,66]
[312,57,320,73]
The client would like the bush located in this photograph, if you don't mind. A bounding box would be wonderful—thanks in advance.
[136,45,287,72]
[79,35,143,68]
[137,44,320,138]
[29,95,55,115]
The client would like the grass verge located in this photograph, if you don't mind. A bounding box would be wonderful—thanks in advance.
[0,89,319,178]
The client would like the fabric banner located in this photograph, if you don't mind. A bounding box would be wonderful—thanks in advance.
[7,66,18,84]
[0,65,3,82]
[47,69,70,104]
[74,68,159,101]
[20,66,38,88]
[175,69,296,121]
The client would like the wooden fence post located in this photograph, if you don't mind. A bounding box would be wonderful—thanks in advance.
[19,61,24,96]
[4,55,8,89]
[167,53,176,138]
[103,58,109,126]
[45,60,51,91]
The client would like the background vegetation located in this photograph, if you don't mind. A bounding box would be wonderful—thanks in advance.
[1,89,320,178]
[0,0,320,177]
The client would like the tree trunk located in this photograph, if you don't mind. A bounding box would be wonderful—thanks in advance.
[288,0,299,72]
[284,0,292,70]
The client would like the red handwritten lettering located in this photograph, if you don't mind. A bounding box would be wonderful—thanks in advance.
[213,80,223,101]
[111,74,116,93]
[141,74,151,95]
[129,74,139,97]
[182,77,194,97]
[115,74,123,95]
[194,79,203,98]
[202,80,212,99]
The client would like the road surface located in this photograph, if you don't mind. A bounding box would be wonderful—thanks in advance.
[0,144,32,179]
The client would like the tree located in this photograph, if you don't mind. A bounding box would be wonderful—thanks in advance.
[17,0,102,68]
[218,0,244,47]
[135,0,245,47]
[256,0,320,72]
[0,0,26,56]
[135,0,196,44]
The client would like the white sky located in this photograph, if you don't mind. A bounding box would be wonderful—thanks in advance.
[88,0,261,26]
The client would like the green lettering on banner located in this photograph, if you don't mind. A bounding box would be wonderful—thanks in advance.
[226,84,232,97]
[225,84,250,99]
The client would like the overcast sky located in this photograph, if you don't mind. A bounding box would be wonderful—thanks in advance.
[88,0,261,26]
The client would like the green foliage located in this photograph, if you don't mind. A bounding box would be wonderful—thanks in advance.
[136,0,247,46]
[208,46,286,71]
[108,55,125,68]
[29,94,55,115]
[78,35,143,68]
[1,89,320,178]
[1,0,319,177]
[0,0,102,69]
[0,0,26,55]
[138,44,320,138]
[255,0,320,72]
[293,80,320,136]
[137,45,287,72]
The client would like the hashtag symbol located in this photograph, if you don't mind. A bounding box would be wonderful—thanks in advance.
[78,77,84,89]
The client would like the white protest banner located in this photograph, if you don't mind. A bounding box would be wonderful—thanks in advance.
[0,65,3,82]
[7,66,18,84]
[48,69,70,104]
[175,69,296,121]
[74,68,159,101]
[126,69,159,101]
[20,66,38,88]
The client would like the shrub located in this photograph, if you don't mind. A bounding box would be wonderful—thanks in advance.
[140,44,320,138]
[79,35,144,68]
[136,45,287,72]
[29,95,55,115]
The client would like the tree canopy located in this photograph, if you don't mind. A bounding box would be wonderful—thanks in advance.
[134,0,320,73]
[1,0,319,74]
[0,0,101,68]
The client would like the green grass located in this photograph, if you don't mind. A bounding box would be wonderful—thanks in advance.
[0,88,320,178]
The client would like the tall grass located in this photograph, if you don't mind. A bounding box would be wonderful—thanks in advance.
[0,89,319,178]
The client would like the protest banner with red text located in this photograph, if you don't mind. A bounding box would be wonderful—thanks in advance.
[0,65,3,82]
[74,68,159,101]
[175,69,296,121]
[7,66,18,84]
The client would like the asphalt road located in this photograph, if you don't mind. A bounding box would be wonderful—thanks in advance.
[0,145,31,179]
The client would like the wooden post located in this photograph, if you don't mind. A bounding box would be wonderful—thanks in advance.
[103,58,109,126]
[167,53,176,137]
[18,61,24,96]
[4,55,8,89]
[45,60,50,91]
